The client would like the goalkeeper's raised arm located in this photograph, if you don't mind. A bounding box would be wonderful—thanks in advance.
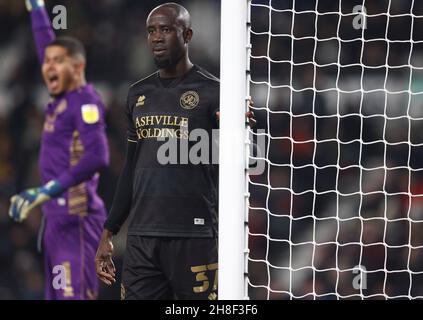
[26,0,55,64]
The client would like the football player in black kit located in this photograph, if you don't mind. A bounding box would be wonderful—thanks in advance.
[95,2,254,300]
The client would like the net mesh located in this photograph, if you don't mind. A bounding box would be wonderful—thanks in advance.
[247,0,423,299]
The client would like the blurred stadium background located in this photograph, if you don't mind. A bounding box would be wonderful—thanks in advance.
[2,0,423,300]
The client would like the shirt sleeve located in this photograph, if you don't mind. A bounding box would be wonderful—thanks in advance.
[30,6,55,64]
[126,88,138,142]
[104,88,137,234]
[56,97,110,189]
[210,85,220,128]
[103,140,136,234]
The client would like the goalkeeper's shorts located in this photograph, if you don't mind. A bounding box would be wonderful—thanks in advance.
[121,236,218,300]
[42,214,105,300]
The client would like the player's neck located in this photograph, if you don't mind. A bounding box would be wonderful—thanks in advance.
[159,58,193,79]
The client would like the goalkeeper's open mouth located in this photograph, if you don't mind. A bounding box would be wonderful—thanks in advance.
[46,74,60,93]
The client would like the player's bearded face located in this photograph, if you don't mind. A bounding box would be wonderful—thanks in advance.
[153,45,183,69]
[42,46,80,97]
[147,15,186,69]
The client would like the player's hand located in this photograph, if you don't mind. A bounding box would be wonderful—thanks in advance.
[95,230,116,285]
[25,0,45,11]
[215,97,257,127]
[9,180,62,223]
[246,98,257,128]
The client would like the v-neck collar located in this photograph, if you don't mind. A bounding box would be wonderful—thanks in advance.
[155,65,197,89]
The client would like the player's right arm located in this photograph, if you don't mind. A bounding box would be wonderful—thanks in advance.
[25,0,55,64]
[95,140,136,285]
[96,90,138,285]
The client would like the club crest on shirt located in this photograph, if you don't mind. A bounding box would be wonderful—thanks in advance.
[180,91,199,110]
[136,95,146,107]
[81,104,100,124]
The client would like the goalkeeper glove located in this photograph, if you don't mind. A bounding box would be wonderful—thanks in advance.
[9,180,62,223]
[25,0,45,11]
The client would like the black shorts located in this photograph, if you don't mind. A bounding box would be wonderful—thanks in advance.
[121,236,218,300]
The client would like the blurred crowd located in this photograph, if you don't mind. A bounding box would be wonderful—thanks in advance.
[248,0,423,299]
[1,0,423,300]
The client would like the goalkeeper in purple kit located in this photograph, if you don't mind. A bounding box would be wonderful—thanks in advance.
[8,0,109,300]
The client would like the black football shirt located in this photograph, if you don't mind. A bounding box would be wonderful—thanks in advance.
[125,65,219,238]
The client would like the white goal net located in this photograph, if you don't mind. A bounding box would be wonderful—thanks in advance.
[247,0,423,299]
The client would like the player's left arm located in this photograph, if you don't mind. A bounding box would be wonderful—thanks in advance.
[214,97,256,127]
[56,101,110,191]
[9,100,109,223]
[213,98,259,169]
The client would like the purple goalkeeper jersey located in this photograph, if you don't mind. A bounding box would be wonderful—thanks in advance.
[32,8,109,218]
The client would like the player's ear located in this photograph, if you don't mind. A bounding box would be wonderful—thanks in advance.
[76,54,86,69]
[78,61,86,73]
[183,28,193,43]
[72,55,86,75]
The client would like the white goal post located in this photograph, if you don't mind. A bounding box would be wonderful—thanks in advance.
[219,0,250,300]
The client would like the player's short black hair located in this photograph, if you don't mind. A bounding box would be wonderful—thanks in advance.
[47,36,86,60]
